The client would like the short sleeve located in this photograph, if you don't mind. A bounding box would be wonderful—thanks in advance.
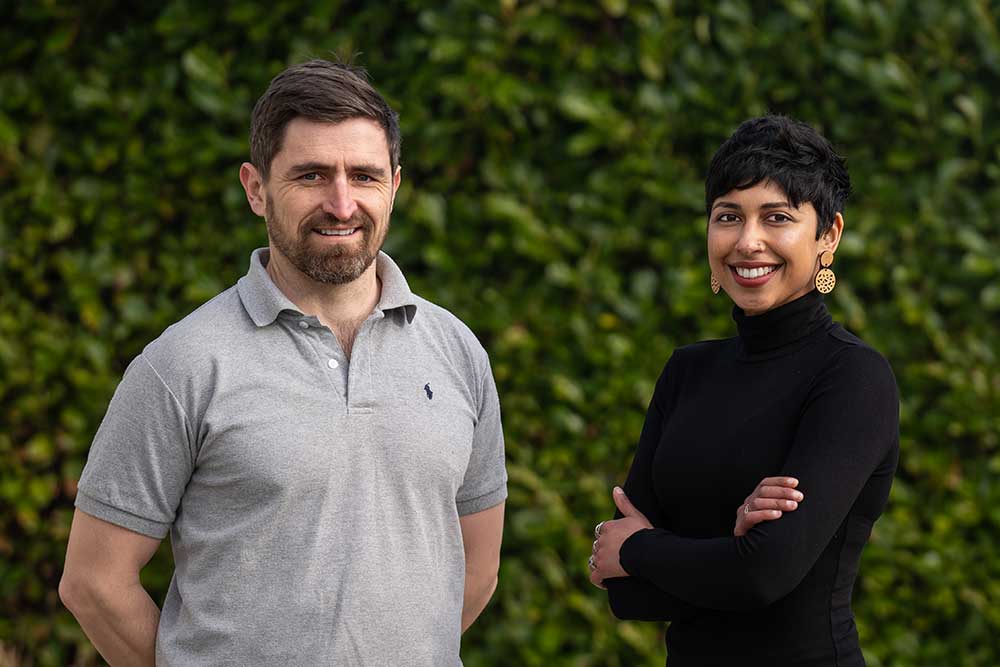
[455,358,507,516]
[75,354,196,538]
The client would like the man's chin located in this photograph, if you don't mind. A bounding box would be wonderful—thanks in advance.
[302,251,375,285]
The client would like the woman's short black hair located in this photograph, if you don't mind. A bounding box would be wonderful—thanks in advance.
[704,115,851,239]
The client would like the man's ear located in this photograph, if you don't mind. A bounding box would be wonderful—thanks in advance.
[822,212,845,253]
[239,162,268,217]
[389,164,402,213]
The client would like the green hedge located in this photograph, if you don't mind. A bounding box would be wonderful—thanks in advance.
[2,1,998,665]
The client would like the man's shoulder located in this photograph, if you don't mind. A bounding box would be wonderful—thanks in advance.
[408,294,491,367]
[141,285,249,374]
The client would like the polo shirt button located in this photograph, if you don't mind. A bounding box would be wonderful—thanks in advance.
[327,358,339,369]
[298,321,309,329]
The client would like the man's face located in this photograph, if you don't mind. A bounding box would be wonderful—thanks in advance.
[256,117,399,285]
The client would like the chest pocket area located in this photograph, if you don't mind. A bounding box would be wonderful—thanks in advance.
[371,377,476,493]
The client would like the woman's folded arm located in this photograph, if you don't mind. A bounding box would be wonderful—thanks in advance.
[605,576,702,621]
[619,346,899,610]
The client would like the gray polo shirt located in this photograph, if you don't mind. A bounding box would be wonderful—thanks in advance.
[76,248,507,666]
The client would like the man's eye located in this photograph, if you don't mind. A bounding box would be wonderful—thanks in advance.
[354,174,372,183]
[300,173,320,181]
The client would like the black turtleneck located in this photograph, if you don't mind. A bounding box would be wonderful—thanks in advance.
[605,290,899,666]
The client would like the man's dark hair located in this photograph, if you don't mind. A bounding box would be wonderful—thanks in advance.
[249,59,401,179]
[704,115,851,238]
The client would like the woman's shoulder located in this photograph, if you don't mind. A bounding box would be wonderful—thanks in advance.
[819,323,898,393]
[823,323,891,364]
[655,337,739,385]
[672,336,740,359]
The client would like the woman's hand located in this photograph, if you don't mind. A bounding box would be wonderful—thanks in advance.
[734,476,804,536]
[589,487,652,589]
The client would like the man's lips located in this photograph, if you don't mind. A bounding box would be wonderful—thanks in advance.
[311,227,360,237]
[306,221,368,242]
[303,213,373,242]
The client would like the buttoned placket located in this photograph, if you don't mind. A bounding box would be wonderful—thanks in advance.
[291,311,379,414]
[345,309,382,414]
[290,315,345,401]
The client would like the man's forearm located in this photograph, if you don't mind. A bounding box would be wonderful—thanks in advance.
[62,578,160,665]
[461,574,498,633]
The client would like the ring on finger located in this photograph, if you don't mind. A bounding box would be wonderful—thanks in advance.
[594,521,605,538]
[744,502,751,514]
[592,540,598,554]
[588,555,596,570]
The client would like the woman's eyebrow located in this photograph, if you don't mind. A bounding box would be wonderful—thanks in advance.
[711,200,795,213]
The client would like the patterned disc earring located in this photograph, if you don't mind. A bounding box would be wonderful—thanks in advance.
[815,250,836,294]
[710,274,721,294]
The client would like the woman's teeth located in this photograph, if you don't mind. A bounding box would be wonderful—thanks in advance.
[735,265,778,279]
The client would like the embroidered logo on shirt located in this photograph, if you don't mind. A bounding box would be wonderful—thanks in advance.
[424,383,433,400]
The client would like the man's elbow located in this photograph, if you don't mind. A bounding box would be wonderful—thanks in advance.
[474,571,498,606]
[59,568,108,619]
[485,573,498,601]
[59,570,89,616]
[471,554,499,595]
[461,571,499,633]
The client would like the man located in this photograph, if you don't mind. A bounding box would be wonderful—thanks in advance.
[59,60,507,666]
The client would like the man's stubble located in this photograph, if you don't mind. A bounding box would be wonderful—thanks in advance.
[264,197,388,285]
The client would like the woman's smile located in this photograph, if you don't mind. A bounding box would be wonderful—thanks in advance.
[729,262,783,287]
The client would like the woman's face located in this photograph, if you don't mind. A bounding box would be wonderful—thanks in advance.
[707,180,843,316]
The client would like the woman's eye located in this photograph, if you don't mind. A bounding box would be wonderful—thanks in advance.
[715,214,740,224]
[768,213,792,223]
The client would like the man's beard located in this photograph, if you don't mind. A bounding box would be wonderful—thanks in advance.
[265,198,387,285]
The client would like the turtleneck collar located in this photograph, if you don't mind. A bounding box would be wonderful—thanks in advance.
[732,290,832,357]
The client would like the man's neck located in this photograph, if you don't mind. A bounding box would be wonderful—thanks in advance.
[264,247,381,337]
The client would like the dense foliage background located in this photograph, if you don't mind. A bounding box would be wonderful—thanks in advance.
[2,1,998,665]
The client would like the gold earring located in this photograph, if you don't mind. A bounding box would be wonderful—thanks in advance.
[815,250,836,294]
[710,274,721,294]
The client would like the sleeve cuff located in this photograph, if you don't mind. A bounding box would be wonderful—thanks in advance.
[605,577,641,620]
[75,490,171,539]
[619,527,661,578]
[456,483,507,516]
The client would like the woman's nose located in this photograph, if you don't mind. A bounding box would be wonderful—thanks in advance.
[734,220,766,254]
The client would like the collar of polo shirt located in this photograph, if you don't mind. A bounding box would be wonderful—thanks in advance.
[236,248,418,327]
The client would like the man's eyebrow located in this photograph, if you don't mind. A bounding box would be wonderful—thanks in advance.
[348,163,388,178]
[285,161,332,176]
[284,162,388,178]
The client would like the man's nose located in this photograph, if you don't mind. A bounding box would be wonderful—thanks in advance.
[321,177,358,221]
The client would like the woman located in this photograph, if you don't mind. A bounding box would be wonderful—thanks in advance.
[589,115,899,666]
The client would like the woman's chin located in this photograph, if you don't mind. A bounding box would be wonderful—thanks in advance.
[733,296,772,316]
